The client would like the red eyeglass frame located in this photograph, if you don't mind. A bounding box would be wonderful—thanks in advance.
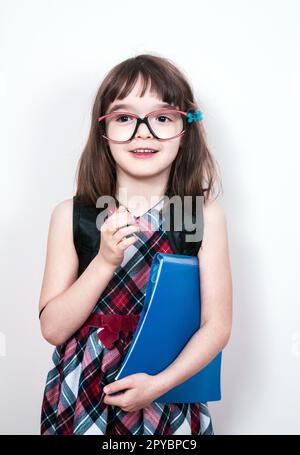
[97,108,191,144]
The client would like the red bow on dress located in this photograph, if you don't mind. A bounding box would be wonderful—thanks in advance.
[83,313,141,349]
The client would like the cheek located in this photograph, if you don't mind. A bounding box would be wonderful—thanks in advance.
[161,143,181,163]
[109,147,127,163]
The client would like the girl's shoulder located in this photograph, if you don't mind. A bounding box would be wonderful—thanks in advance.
[199,198,229,257]
[51,196,74,212]
[46,198,75,252]
[203,197,226,225]
[50,197,83,251]
[48,198,74,231]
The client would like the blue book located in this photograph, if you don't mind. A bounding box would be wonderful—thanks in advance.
[114,252,222,403]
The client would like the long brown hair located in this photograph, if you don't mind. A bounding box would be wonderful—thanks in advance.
[75,53,222,207]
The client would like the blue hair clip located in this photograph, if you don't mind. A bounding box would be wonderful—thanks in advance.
[187,110,203,123]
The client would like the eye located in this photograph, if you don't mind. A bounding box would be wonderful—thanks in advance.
[115,114,133,123]
[156,115,172,123]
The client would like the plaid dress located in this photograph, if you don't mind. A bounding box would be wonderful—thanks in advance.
[40,197,214,435]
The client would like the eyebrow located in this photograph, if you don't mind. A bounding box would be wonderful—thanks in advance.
[107,102,177,114]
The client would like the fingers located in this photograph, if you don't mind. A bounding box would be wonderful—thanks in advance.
[104,377,133,394]
[113,224,140,244]
[97,205,140,268]
[117,234,139,250]
[102,206,137,234]
[103,391,127,407]
[113,206,136,228]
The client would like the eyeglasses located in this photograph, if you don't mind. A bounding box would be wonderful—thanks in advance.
[97,108,203,144]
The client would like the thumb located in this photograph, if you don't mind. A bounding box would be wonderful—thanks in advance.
[103,376,133,394]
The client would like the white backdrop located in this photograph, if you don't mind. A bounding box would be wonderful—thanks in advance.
[0,0,299,435]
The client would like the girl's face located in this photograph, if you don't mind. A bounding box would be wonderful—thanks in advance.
[105,77,182,179]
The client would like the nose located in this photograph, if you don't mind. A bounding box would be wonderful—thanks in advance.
[134,122,153,139]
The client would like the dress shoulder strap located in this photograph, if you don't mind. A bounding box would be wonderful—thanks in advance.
[163,195,204,256]
[72,195,102,276]
[73,195,81,256]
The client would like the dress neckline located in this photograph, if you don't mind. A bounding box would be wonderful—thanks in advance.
[114,196,166,219]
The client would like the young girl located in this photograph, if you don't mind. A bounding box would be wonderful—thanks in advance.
[39,54,232,435]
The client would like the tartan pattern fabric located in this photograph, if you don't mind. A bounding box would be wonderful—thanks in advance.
[40,198,214,435]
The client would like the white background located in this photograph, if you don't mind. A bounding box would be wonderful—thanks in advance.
[0,0,299,435]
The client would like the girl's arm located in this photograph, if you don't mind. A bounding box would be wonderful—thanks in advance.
[154,199,233,395]
[38,199,116,346]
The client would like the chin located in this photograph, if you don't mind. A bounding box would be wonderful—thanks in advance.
[122,165,163,177]
[128,169,161,177]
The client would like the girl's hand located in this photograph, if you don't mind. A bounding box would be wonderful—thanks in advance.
[103,373,162,413]
[97,206,140,269]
